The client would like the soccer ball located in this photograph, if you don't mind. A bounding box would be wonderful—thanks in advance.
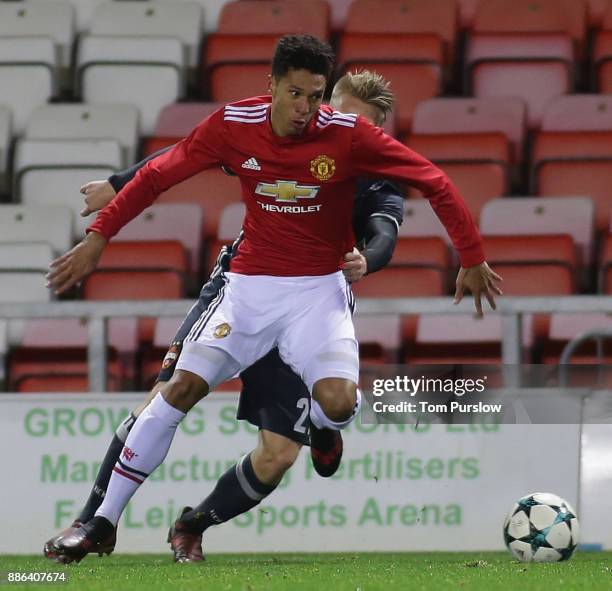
[503,492,579,562]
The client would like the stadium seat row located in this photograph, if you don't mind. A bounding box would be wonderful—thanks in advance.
[4,309,612,393]
[1,193,610,300]
[3,0,612,135]
[3,93,612,248]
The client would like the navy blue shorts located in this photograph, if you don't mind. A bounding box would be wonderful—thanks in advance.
[157,273,311,446]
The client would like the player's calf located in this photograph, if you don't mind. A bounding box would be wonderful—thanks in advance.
[251,430,301,485]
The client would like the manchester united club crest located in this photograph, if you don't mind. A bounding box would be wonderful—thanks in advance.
[310,155,335,181]
[213,323,231,338]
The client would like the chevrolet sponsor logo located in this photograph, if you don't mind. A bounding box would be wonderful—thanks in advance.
[255,181,320,203]
[257,201,322,213]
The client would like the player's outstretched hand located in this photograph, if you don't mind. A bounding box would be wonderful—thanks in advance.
[454,261,503,318]
[46,232,107,295]
[80,180,116,216]
[342,247,368,283]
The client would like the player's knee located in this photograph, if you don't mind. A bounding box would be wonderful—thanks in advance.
[312,378,357,422]
[161,371,209,413]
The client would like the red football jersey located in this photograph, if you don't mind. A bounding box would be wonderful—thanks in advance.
[90,96,484,275]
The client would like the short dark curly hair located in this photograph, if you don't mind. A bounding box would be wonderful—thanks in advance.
[272,34,335,82]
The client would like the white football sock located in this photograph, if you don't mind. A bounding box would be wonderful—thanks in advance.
[95,393,185,526]
[310,388,362,430]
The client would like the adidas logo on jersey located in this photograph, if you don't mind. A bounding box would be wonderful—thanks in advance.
[241,157,261,171]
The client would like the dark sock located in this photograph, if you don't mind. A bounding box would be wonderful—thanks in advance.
[180,453,277,534]
[76,413,137,523]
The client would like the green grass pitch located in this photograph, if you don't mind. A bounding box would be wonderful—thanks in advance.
[1,552,611,590]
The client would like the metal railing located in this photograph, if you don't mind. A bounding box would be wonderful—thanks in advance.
[1,296,611,391]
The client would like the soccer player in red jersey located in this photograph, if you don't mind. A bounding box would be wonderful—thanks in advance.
[44,70,406,564]
[46,35,501,562]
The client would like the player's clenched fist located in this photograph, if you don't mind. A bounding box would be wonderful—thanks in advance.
[80,180,116,216]
[46,232,107,294]
[342,247,368,283]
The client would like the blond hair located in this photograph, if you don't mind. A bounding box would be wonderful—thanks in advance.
[332,70,394,125]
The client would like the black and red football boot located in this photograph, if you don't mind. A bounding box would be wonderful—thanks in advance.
[310,426,343,477]
[49,516,116,564]
[167,507,205,563]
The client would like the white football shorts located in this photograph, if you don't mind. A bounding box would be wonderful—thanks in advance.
[175,271,359,392]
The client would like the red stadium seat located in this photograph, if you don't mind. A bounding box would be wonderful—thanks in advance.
[398,201,453,254]
[540,94,612,131]
[494,264,574,341]
[411,97,526,163]
[534,96,612,231]
[482,234,578,298]
[208,63,271,103]
[216,0,330,37]
[84,271,184,343]
[351,266,446,354]
[205,34,279,100]
[97,241,188,275]
[406,133,509,219]
[430,162,505,221]
[114,204,202,276]
[343,0,457,62]
[351,266,444,299]
[17,375,122,393]
[468,0,583,128]
[480,197,595,267]
[482,234,578,272]
[338,0,455,134]
[390,237,449,271]
[407,133,509,164]
[338,35,441,135]
[536,161,612,233]
[467,0,585,128]
[154,103,221,135]
[9,347,123,392]
[84,270,183,301]
[143,102,222,156]
[204,0,330,100]
[11,317,138,385]
[486,264,573,296]
[406,314,533,365]
[354,315,402,364]
[467,35,574,129]
[157,167,242,246]
[472,0,587,48]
